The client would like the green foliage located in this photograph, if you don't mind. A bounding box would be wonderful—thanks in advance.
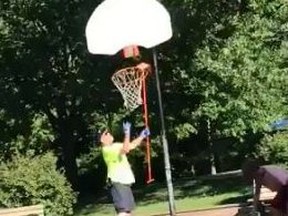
[0,152,77,215]
[0,0,110,187]
[78,146,103,175]
[0,113,54,162]
[14,113,53,153]
[1,0,288,188]
[255,131,288,165]
[156,0,288,174]
[77,146,108,192]
[28,113,54,151]
[193,1,288,138]
[174,123,197,140]
[164,0,288,140]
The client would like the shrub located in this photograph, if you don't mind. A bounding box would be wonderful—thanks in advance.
[0,152,77,215]
[255,131,288,166]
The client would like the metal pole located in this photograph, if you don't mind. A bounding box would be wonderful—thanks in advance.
[152,48,176,216]
[142,73,154,184]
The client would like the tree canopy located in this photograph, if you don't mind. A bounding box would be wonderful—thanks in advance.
[0,0,288,188]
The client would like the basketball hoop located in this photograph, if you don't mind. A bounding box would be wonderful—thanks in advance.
[111,63,151,111]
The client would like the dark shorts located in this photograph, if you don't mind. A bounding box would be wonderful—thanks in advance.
[271,185,288,214]
[110,182,135,213]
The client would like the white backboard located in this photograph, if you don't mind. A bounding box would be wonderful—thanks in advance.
[85,0,173,55]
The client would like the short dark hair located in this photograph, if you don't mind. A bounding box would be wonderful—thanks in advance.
[96,130,102,145]
[241,159,260,184]
[89,128,108,146]
[97,128,112,145]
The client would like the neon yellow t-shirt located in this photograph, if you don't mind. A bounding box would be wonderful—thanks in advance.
[102,142,135,184]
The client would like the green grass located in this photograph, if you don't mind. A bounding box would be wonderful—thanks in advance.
[134,192,243,216]
[75,175,251,216]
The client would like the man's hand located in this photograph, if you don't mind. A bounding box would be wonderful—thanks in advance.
[122,122,131,154]
[123,122,131,136]
[128,128,151,150]
[140,128,150,138]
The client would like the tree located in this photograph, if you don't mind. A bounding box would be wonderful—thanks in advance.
[0,0,123,188]
[159,0,288,174]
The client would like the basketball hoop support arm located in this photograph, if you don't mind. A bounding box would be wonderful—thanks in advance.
[152,48,176,216]
[142,74,154,184]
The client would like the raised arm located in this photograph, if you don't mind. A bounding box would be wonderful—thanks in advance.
[122,122,131,154]
[121,122,151,153]
[129,128,150,150]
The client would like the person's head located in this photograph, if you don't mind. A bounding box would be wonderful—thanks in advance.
[100,129,114,146]
[241,159,260,184]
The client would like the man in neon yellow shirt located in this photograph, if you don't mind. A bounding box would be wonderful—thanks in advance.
[100,122,150,216]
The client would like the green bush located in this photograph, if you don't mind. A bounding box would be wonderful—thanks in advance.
[0,113,54,162]
[255,131,288,166]
[0,152,77,215]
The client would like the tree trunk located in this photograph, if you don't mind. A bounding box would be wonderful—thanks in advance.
[207,119,217,175]
[209,150,217,175]
[44,100,79,190]
[62,138,78,190]
[56,120,79,190]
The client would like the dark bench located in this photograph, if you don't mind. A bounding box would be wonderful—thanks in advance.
[247,180,276,203]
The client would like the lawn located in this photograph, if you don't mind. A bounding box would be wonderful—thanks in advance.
[75,173,250,216]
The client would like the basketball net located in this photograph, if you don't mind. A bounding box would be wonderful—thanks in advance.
[112,45,154,184]
[111,63,150,111]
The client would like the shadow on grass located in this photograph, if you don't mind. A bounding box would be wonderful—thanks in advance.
[133,176,250,206]
[218,194,251,205]
[74,190,111,215]
[75,173,251,215]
